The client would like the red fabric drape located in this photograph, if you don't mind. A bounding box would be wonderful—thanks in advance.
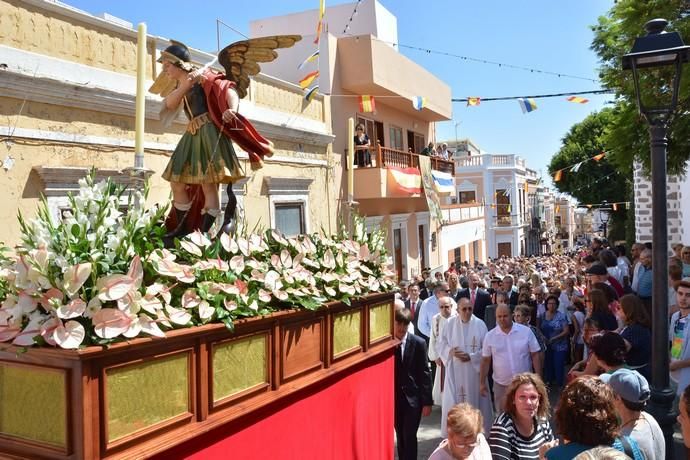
[154,353,394,460]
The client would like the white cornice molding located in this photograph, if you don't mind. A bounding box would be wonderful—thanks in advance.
[264,177,314,195]
[1,46,334,147]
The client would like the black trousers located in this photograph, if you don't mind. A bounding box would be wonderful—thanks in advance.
[395,399,422,460]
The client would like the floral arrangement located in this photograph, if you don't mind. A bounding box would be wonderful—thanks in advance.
[0,174,395,349]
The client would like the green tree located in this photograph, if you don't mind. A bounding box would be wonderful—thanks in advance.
[591,0,690,175]
[548,109,630,242]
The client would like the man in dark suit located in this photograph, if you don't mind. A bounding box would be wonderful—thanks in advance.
[457,273,493,322]
[394,308,432,460]
[502,274,520,306]
[404,284,423,337]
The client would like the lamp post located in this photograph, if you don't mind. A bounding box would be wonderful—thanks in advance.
[623,18,690,459]
[598,200,610,239]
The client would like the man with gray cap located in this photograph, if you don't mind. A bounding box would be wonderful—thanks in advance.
[600,368,665,460]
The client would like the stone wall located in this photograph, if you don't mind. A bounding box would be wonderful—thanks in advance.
[633,161,684,245]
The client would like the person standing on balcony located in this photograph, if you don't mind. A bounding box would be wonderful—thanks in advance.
[353,123,371,167]
[421,142,435,156]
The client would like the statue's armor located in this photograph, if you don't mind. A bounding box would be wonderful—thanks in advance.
[183,84,208,119]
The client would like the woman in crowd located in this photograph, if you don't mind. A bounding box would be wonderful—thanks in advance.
[570,295,586,364]
[545,376,644,459]
[489,373,555,460]
[587,288,618,331]
[617,294,651,379]
[539,295,570,387]
[567,318,602,382]
[429,403,491,459]
[600,249,623,286]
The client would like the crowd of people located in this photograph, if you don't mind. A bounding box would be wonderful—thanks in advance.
[392,237,690,460]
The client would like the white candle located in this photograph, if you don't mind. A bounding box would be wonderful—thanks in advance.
[348,117,354,203]
[134,22,146,168]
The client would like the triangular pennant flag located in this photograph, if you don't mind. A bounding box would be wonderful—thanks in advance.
[554,170,563,182]
[555,205,560,213]
[359,95,376,113]
[567,96,589,104]
[612,203,618,211]
[592,152,606,161]
[524,182,529,193]
[299,70,319,89]
[304,85,319,102]
[507,204,512,213]
[570,162,583,173]
[518,98,537,114]
[298,50,320,69]
[502,188,511,197]
[587,204,592,209]
[467,97,481,107]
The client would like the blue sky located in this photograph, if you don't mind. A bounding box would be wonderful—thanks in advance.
[66,0,614,183]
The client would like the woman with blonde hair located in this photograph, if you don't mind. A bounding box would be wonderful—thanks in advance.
[428,403,491,459]
[489,373,555,459]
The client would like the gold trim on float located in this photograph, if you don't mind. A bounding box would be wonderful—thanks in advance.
[369,301,392,343]
[105,353,190,442]
[0,362,67,449]
[212,333,268,403]
[333,310,361,357]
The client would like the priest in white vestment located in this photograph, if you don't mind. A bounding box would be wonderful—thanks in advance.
[428,296,456,405]
[438,297,493,434]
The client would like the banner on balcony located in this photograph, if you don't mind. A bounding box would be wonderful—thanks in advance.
[431,170,454,194]
[387,166,422,194]
[418,156,444,223]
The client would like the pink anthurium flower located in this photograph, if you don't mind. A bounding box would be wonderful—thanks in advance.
[165,305,192,326]
[92,308,132,339]
[229,255,245,273]
[280,249,292,269]
[258,289,272,303]
[39,317,60,346]
[224,299,238,312]
[63,263,92,298]
[56,298,86,319]
[139,314,165,338]
[271,229,288,246]
[17,291,38,314]
[220,233,239,254]
[12,316,43,346]
[182,289,201,309]
[189,230,212,248]
[53,320,85,349]
[180,239,202,257]
[40,288,64,308]
[322,249,336,270]
[198,301,214,321]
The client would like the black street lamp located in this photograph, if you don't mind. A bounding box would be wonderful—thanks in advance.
[598,200,611,239]
[623,18,690,459]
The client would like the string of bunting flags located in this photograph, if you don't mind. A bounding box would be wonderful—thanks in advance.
[552,152,607,182]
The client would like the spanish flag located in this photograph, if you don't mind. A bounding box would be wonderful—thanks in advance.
[359,95,376,113]
[553,170,563,182]
[592,152,606,161]
[299,70,319,89]
[567,96,589,104]
[467,97,481,107]
[387,166,422,194]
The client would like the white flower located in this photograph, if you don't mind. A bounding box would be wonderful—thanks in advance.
[53,320,85,349]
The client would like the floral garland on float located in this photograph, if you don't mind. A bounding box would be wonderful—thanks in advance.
[0,173,395,349]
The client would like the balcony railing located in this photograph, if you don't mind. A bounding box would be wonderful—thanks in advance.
[441,203,484,224]
[455,154,526,170]
[375,145,455,175]
[493,213,530,228]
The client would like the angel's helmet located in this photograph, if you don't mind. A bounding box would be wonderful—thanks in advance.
[158,40,194,72]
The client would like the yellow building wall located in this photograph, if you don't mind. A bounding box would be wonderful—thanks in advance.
[0,0,334,246]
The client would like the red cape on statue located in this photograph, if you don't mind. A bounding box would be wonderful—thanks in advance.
[165,71,274,233]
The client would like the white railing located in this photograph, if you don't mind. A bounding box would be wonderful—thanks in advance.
[441,204,485,224]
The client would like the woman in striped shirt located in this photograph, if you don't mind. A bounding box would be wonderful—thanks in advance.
[489,373,556,459]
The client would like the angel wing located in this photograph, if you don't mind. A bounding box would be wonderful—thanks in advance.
[218,35,302,99]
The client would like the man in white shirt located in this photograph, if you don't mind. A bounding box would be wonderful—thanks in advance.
[601,369,665,460]
[479,304,541,412]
